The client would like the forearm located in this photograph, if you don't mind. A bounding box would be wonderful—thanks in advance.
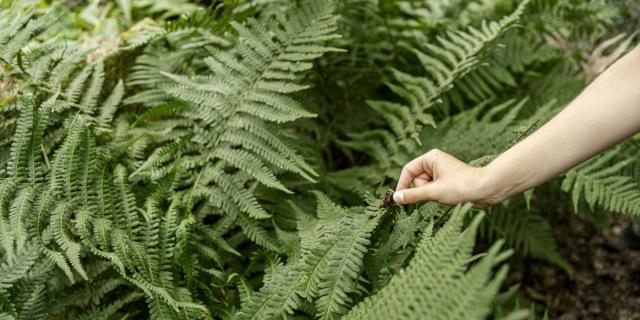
[479,45,640,202]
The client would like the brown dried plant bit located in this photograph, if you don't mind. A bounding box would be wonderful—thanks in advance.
[379,189,395,209]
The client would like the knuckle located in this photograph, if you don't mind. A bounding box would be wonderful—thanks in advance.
[427,149,441,157]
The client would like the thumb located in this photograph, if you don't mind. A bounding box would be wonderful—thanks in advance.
[393,183,440,205]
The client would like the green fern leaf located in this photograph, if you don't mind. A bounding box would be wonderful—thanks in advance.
[51,203,88,281]
[344,205,512,320]
[562,147,640,215]
[236,261,305,320]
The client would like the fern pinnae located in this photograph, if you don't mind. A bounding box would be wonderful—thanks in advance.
[50,203,88,281]
[27,91,58,186]
[97,79,124,130]
[0,8,52,63]
[127,273,208,315]
[7,96,34,183]
[481,207,568,268]
[114,165,142,239]
[64,63,93,107]
[9,187,34,252]
[236,261,305,320]
[299,231,342,300]
[387,1,526,132]
[224,200,282,252]
[220,129,311,179]
[160,0,340,206]
[75,123,95,209]
[344,205,511,320]
[0,244,39,295]
[211,147,292,194]
[315,214,378,320]
[73,291,144,320]
[80,60,105,115]
[0,181,17,255]
[209,169,271,220]
[47,118,85,198]
[17,283,46,320]
[562,147,640,215]
[32,194,76,281]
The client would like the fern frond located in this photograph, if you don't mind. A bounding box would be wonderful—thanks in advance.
[344,205,512,320]
[51,203,88,281]
[562,147,640,215]
[314,212,378,320]
[73,291,144,320]
[0,244,39,295]
[236,261,305,320]
[0,181,17,254]
[80,60,105,114]
[366,0,528,151]
[365,203,440,290]
[0,8,54,68]
[8,188,33,252]
[16,283,45,320]
[209,170,271,220]
[235,193,381,320]
[94,83,123,136]
[481,207,567,268]
[159,0,339,194]
[6,96,35,183]
[225,199,282,252]
[211,147,292,194]
[114,165,143,239]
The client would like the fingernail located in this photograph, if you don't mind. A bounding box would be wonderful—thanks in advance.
[393,191,404,204]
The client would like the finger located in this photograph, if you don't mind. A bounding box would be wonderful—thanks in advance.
[393,183,439,204]
[396,157,433,191]
[413,177,430,187]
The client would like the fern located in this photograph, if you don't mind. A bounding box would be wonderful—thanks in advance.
[336,1,530,183]
[306,195,380,320]
[344,205,515,320]
[377,0,528,134]
[0,244,39,295]
[481,206,568,268]
[236,193,383,320]
[0,91,205,317]
[562,146,640,215]
[0,6,54,71]
[128,0,343,256]
[236,260,305,320]
[0,1,636,319]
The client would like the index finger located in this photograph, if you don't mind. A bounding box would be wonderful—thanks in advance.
[396,156,427,191]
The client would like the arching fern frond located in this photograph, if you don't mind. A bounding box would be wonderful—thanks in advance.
[562,146,640,215]
[0,6,54,70]
[158,0,341,180]
[0,244,39,295]
[236,192,382,320]
[344,205,513,320]
[236,260,305,320]
[128,0,343,253]
[374,0,529,141]
[313,209,378,320]
[481,206,568,268]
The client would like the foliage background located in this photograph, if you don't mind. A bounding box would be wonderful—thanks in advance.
[0,0,639,319]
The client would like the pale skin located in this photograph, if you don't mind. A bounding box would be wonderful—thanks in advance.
[394,44,640,207]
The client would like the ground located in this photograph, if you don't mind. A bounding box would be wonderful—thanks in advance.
[515,212,640,319]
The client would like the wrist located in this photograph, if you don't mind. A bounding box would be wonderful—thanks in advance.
[473,162,517,205]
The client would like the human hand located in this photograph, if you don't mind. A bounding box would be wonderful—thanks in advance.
[393,149,502,207]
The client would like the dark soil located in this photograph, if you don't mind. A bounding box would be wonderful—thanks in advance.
[516,213,640,319]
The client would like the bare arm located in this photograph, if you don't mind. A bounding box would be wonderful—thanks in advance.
[394,45,640,206]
